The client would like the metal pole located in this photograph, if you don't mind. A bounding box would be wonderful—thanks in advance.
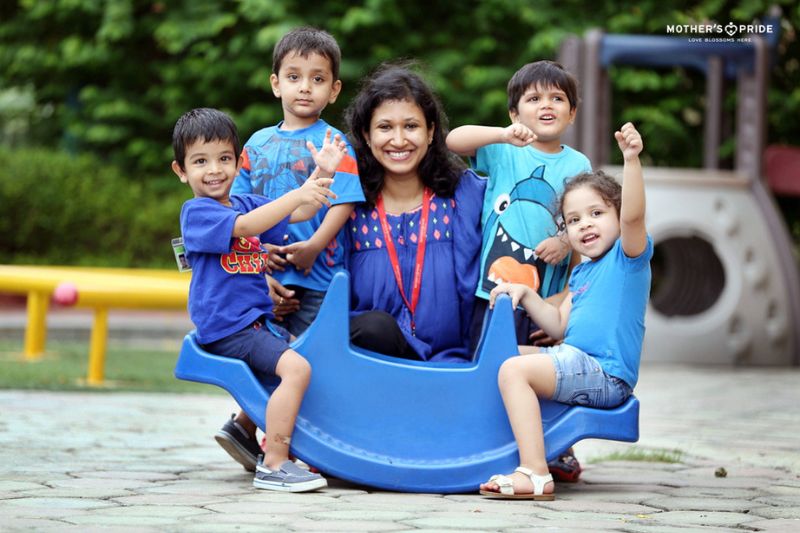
[87,307,109,385]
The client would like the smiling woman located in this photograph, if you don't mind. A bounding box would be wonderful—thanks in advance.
[342,64,486,362]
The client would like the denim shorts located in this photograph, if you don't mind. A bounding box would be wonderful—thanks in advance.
[201,319,291,380]
[539,343,632,408]
[283,287,326,337]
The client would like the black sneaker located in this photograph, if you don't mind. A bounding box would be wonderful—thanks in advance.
[214,414,262,472]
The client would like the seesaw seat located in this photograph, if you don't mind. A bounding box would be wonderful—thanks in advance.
[175,272,639,493]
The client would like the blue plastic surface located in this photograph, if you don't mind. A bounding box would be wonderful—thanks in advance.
[175,272,639,493]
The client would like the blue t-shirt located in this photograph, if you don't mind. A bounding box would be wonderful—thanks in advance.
[472,143,591,300]
[564,236,654,388]
[180,195,289,345]
[344,170,486,362]
[231,119,365,291]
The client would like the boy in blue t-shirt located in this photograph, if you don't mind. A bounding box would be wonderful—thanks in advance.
[232,27,364,336]
[173,108,343,492]
[447,60,591,481]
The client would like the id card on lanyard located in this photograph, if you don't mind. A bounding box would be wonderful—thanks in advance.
[375,188,433,336]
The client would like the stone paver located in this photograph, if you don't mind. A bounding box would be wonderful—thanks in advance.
[1,364,799,531]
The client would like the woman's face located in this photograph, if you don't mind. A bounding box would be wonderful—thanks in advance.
[365,99,434,184]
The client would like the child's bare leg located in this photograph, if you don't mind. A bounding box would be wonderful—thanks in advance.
[262,349,310,470]
[481,353,557,495]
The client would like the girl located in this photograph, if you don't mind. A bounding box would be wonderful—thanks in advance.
[480,122,652,499]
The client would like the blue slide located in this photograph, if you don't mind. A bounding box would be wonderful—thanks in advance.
[174,272,639,493]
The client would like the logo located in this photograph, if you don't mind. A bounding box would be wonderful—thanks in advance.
[665,21,774,43]
[220,236,271,274]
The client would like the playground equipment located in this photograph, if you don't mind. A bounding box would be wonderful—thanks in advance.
[175,272,640,493]
[558,19,800,365]
[0,265,188,384]
[764,144,800,198]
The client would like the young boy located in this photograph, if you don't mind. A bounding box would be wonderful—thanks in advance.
[446,60,591,481]
[232,26,363,335]
[173,107,343,492]
[223,26,363,473]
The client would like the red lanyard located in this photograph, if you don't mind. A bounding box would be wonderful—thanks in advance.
[375,187,433,336]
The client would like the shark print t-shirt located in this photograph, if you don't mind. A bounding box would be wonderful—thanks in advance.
[472,143,591,300]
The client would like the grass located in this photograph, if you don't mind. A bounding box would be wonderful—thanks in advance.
[0,340,222,394]
[588,446,684,464]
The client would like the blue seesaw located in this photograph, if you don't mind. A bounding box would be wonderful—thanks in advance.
[174,272,639,493]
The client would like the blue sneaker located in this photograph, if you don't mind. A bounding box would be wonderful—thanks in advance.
[214,414,262,472]
[253,460,327,492]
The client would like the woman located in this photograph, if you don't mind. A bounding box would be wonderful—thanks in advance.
[343,64,486,362]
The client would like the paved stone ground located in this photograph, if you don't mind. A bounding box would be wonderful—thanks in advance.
[1,363,799,532]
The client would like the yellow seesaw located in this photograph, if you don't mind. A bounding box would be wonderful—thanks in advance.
[0,265,189,385]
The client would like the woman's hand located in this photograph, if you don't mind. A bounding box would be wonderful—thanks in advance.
[267,275,300,321]
[528,328,562,347]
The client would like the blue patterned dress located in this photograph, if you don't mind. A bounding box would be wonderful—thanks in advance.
[344,170,486,362]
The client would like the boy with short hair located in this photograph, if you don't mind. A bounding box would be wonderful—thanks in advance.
[223,26,363,472]
[446,60,591,481]
[232,26,363,335]
[173,107,344,492]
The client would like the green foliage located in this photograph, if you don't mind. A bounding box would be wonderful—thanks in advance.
[0,146,185,267]
[2,0,798,176]
[0,0,799,264]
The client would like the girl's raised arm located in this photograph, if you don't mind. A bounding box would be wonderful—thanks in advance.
[614,123,647,257]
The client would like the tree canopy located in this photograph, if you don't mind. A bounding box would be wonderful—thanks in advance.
[2,0,798,178]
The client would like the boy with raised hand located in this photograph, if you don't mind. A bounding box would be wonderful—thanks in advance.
[447,60,591,344]
[173,107,342,491]
[222,26,363,473]
[447,60,591,481]
[232,26,363,334]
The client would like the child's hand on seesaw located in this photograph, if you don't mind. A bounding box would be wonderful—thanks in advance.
[308,128,348,178]
[489,282,531,310]
[297,167,337,208]
[501,123,536,147]
[615,122,643,161]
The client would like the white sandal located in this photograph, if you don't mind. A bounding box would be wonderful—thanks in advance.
[479,466,555,500]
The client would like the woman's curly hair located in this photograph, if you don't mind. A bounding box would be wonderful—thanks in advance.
[345,62,465,206]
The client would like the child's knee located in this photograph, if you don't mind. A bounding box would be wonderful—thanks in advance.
[498,356,522,388]
[275,349,311,385]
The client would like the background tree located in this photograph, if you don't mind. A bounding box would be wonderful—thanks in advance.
[1,0,797,266]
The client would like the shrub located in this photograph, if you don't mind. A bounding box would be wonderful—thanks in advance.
[0,146,186,268]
